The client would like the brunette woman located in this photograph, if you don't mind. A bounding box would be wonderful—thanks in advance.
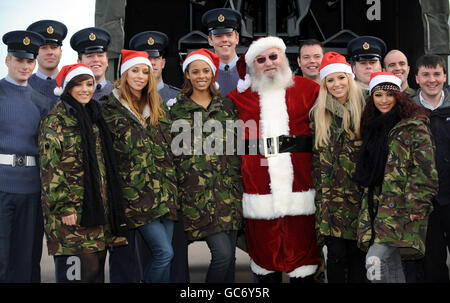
[310,52,367,283]
[101,50,178,283]
[39,64,128,283]
[355,72,438,283]
[169,48,243,283]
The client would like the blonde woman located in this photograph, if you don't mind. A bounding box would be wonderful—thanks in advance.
[310,52,366,283]
[102,50,178,283]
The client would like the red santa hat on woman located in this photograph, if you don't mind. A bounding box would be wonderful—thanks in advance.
[369,71,402,95]
[120,49,152,76]
[236,36,287,92]
[54,63,94,96]
[182,48,220,89]
[319,51,354,81]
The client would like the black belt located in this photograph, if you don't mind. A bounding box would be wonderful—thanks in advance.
[243,135,312,157]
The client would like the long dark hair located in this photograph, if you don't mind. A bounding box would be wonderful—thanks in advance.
[360,90,429,136]
[180,64,220,97]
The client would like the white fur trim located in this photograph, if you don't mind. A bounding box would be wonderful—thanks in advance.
[245,36,286,66]
[53,86,64,96]
[319,63,354,81]
[121,57,152,75]
[250,259,275,275]
[182,54,216,75]
[369,74,402,92]
[287,265,318,278]
[166,97,177,109]
[237,73,252,93]
[63,66,94,90]
[243,190,316,219]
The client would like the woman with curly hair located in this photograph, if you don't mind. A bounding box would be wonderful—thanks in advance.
[355,72,438,283]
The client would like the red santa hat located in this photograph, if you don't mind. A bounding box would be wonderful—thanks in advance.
[236,50,251,93]
[120,49,152,76]
[369,72,402,94]
[54,63,94,96]
[182,48,220,87]
[319,51,354,81]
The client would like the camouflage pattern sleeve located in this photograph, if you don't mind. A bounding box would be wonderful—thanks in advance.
[404,122,438,217]
[39,112,81,217]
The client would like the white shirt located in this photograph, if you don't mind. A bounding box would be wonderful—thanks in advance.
[419,90,444,111]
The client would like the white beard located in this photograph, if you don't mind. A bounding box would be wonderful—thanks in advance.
[250,60,294,93]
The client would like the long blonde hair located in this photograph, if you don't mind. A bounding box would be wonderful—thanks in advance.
[310,73,364,149]
[114,69,165,126]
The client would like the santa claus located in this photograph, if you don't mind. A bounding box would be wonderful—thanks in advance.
[227,36,321,283]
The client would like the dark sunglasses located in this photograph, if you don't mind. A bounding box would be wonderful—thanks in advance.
[255,53,278,64]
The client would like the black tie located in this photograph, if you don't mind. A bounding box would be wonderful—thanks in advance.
[96,84,102,90]
[46,77,52,80]
[224,65,229,71]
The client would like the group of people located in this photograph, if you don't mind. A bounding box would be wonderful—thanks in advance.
[0,7,449,284]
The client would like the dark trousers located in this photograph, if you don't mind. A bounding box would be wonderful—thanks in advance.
[324,236,367,283]
[109,229,151,282]
[424,203,450,283]
[0,191,41,282]
[54,251,107,283]
[170,210,190,282]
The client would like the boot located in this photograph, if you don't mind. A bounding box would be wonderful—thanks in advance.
[257,272,283,283]
[289,275,315,284]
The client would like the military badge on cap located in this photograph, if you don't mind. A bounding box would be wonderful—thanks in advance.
[70,27,111,54]
[347,35,387,62]
[3,30,45,59]
[23,36,30,46]
[129,30,169,58]
[27,20,67,45]
[202,8,242,35]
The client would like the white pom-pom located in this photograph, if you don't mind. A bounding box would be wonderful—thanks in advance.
[166,98,177,109]
[214,81,220,90]
[54,86,64,96]
[237,74,252,93]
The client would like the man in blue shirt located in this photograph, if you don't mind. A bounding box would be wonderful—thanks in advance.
[27,20,67,108]
[71,27,113,104]
[0,30,50,282]
[202,8,242,96]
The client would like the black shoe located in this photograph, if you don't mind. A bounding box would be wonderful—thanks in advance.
[289,275,315,284]
[257,272,283,283]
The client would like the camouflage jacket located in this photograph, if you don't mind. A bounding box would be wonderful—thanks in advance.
[170,93,243,241]
[357,116,438,259]
[102,92,178,229]
[311,96,364,245]
[39,100,127,256]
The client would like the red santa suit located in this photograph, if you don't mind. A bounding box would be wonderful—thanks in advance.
[227,39,321,277]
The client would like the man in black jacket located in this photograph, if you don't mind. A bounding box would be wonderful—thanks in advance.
[413,54,450,283]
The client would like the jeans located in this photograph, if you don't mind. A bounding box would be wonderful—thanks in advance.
[324,236,366,283]
[138,218,174,283]
[366,243,405,283]
[205,230,237,283]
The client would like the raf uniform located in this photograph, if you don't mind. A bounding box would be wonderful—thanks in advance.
[0,31,50,282]
[202,8,242,96]
[70,27,113,104]
[347,36,387,95]
[129,31,179,104]
[129,31,188,282]
[27,20,68,108]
